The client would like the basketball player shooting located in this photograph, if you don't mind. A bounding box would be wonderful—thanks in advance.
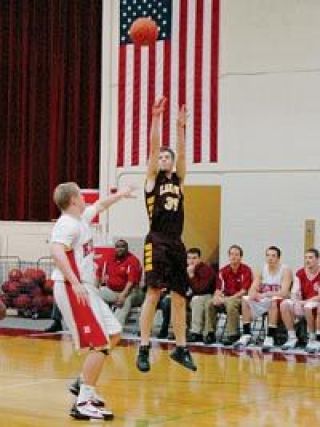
[50,182,136,421]
[136,97,197,372]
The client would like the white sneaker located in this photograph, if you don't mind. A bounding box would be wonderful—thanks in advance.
[262,336,274,352]
[90,389,106,407]
[233,334,252,348]
[305,340,320,354]
[70,401,113,420]
[282,337,298,351]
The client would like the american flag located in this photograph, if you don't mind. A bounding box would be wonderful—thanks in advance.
[117,0,220,167]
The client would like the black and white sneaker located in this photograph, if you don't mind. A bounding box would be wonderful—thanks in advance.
[170,347,197,371]
[70,401,114,421]
[69,378,105,407]
[89,390,106,408]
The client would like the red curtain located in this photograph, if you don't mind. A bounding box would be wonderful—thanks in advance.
[0,0,102,221]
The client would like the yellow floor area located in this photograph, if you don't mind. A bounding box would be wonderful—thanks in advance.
[0,334,320,426]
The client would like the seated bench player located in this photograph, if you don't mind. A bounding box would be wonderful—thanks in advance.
[281,248,320,353]
[234,246,292,351]
[204,245,253,345]
[186,247,216,343]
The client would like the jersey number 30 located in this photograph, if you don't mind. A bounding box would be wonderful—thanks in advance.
[164,197,179,212]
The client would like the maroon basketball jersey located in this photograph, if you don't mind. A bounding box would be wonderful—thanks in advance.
[145,172,184,237]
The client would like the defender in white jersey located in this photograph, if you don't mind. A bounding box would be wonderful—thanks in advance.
[50,182,135,421]
[234,246,292,351]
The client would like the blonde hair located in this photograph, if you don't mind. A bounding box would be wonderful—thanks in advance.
[53,182,80,211]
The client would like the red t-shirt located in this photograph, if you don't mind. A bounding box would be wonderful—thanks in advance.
[101,252,142,292]
[296,268,320,300]
[189,262,216,295]
[217,263,253,296]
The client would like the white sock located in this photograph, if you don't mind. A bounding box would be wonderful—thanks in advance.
[288,330,296,339]
[316,330,320,336]
[77,384,95,404]
[308,332,315,341]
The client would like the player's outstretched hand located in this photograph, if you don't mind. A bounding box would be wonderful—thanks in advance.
[177,104,188,128]
[152,96,167,116]
[117,185,137,199]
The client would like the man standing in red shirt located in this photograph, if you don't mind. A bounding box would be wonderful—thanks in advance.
[281,248,320,353]
[204,245,253,345]
[187,248,216,342]
[99,240,143,326]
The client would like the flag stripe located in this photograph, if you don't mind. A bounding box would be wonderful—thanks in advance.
[201,0,213,163]
[132,45,141,165]
[185,0,196,165]
[178,0,188,107]
[124,45,134,167]
[168,0,180,154]
[210,0,219,162]
[147,43,156,158]
[139,47,149,165]
[155,41,164,143]
[193,0,204,163]
[117,46,126,167]
[162,40,171,147]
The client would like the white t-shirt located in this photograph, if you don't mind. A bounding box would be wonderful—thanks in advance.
[51,206,97,286]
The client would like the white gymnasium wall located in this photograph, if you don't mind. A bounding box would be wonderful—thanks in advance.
[217,0,320,270]
[220,172,320,271]
[0,222,53,261]
[219,0,320,170]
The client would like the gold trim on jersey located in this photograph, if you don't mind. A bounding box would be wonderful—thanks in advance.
[147,196,155,205]
[144,243,153,271]
[146,196,155,219]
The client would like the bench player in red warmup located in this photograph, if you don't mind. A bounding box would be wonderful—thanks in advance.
[50,182,135,421]
[136,97,197,372]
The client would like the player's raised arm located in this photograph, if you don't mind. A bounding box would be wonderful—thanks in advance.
[146,97,167,192]
[176,105,187,183]
[93,186,137,215]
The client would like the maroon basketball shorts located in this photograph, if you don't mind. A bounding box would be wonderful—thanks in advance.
[144,232,188,297]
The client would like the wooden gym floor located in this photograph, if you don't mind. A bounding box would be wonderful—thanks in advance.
[0,330,320,426]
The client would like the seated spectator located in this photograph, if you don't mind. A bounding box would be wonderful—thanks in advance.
[281,248,320,353]
[186,248,216,343]
[98,239,144,326]
[204,245,253,345]
[234,246,292,351]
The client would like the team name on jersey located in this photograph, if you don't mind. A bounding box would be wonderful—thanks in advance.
[159,183,180,196]
[259,283,280,293]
